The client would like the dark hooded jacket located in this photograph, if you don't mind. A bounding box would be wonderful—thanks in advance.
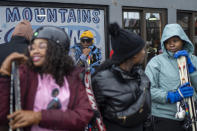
[92,62,151,131]
[0,20,33,66]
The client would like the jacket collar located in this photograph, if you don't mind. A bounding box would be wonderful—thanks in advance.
[112,65,140,80]
[11,36,29,45]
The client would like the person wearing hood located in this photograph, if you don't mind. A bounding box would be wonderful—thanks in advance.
[145,23,197,131]
[0,20,33,66]
[92,23,151,131]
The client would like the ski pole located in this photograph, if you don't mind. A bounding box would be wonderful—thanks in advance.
[9,61,23,131]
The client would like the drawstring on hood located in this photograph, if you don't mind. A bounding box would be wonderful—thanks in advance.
[161,24,194,55]
[12,20,33,41]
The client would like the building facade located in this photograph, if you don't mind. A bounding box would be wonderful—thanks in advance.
[1,0,197,63]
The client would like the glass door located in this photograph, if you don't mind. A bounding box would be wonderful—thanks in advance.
[145,12,162,62]
[122,8,167,65]
[177,12,192,37]
[123,11,141,35]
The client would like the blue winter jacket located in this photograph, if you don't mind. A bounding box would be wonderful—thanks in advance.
[70,43,101,74]
[145,24,197,120]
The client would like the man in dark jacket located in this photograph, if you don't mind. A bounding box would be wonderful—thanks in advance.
[0,20,33,131]
[0,20,33,66]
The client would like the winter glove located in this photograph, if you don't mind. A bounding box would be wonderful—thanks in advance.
[174,50,196,73]
[167,82,194,103]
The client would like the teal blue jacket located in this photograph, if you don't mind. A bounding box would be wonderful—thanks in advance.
[145,24,197,120]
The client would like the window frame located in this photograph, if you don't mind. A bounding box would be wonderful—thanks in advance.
[177,10,197,55]
[122,7,167,65]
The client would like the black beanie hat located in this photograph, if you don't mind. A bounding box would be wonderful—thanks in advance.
[109,23,145,63]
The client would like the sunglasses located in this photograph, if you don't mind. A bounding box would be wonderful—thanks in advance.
[81,38,93,43]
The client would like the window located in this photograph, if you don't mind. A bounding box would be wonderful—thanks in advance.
[177,12,191,37]
[123,8,167,64]
[123,11,141,35]
[177,10,197,55]
[146,12,162,61]
[195,16,197,36]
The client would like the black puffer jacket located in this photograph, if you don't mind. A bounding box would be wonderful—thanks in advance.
[92,65,151,131]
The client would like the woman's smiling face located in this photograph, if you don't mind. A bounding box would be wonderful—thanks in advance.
[28,38,48,67]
